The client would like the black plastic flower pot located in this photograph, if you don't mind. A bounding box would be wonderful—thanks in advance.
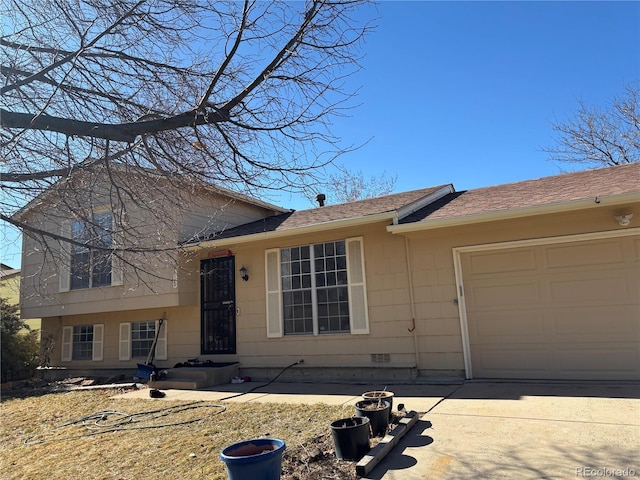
[363,390,395,421]
[330,417,370,461]
[354,399,390,437]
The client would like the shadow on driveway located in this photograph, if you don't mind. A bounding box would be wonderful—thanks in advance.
[365,382,640,480]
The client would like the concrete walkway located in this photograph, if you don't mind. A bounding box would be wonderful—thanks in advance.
[113,381,640,479]
[113,381,456,411]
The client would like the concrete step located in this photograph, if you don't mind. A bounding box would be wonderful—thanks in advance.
[148,378,206,390]
[148,362,239,390]
[162,369,211,380]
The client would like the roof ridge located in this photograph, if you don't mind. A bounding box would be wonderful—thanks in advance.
[293,184,451,213]
[461,162,640,193]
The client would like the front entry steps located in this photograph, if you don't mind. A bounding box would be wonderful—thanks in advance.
[148,363,238,390]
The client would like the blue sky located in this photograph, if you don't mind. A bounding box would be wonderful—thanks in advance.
[278,0,639,206]
[1,1,638,267]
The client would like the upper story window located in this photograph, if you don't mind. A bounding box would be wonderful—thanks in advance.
[70,212,113,290]
[265,237,369,338]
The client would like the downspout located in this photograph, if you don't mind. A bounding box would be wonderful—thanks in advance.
[403,235,420,374]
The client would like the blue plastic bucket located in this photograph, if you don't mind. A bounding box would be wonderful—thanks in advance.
[135,363,155,380]
[220,438,286,480]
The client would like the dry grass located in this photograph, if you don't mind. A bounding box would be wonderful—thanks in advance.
[0,388,358,480]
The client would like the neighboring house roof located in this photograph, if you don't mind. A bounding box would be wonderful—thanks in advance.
[392,163,640,232]
[0,268,20,279]
[190,184,453,246]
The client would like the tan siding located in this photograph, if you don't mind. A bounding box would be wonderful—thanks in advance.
[37,195,639,378]
[226,224,420,368]
[42,306,203,369]
[179,194,279,243]
[206,195,633,376]
[222,220,472,372]
[20,184,277,319]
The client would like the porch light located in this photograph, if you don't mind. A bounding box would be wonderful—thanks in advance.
[615,213,633,226]
[239,265,249,282]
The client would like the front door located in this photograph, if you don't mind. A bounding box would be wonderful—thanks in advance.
[201,256,236,354]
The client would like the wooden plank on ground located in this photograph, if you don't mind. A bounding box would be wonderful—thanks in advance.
[355,411,420,477]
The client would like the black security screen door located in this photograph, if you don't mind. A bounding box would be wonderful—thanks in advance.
[201,256,236,354]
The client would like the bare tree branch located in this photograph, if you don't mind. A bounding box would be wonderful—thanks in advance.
[1,0,147,95]
[544,82,640,167]
[0,108,229,143]
[1,0,375,288]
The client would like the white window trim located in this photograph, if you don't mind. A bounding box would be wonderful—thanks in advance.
[59,221,71,292]
[264,237,369,337]
[119,322,131,361]
[61,324,103,362]
[61,326,72,361]
[154,319,168,361]
[265,249,283,338]
[93,324,104,361]
[346,237,369,335]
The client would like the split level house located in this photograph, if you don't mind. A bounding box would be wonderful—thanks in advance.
[17,163,640,383]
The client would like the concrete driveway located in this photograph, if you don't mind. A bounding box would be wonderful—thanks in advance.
[114,380,640,479]
[366,382,640,480]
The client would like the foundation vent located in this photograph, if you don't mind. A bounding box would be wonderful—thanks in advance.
[371,353,391,364]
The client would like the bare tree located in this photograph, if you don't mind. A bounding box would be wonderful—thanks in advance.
[1,0,374,286]
[544,83,640,167]
[306,165,396,206]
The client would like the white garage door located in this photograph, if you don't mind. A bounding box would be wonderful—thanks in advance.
[461,234,640,380]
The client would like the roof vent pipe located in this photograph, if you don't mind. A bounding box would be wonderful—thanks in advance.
[316,193,326,207]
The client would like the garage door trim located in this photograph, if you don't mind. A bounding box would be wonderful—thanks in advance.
[452,227,639,379]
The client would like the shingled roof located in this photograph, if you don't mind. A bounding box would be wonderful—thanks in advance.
[189,163,638,246]
[193,185,451,244]
[398,163,640,226]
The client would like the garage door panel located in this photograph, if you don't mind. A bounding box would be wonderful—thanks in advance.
[555,345,639,375]
[469,281,541,307]
[544,240,624,269]
[550,305,639,338]
[632,237,640,264]
[472,347,552,376]
[549,274,631,304]
[471,310,544,339]
[474,345,639,380]
[466,249,536,275]
[462,234,640,381]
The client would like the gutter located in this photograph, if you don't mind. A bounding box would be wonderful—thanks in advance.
[387,191,640,234]
[186,211,399,250]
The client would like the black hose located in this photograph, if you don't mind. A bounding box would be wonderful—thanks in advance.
[218,360,302,401]
[24,361,302,445]
[24,401,226,445]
